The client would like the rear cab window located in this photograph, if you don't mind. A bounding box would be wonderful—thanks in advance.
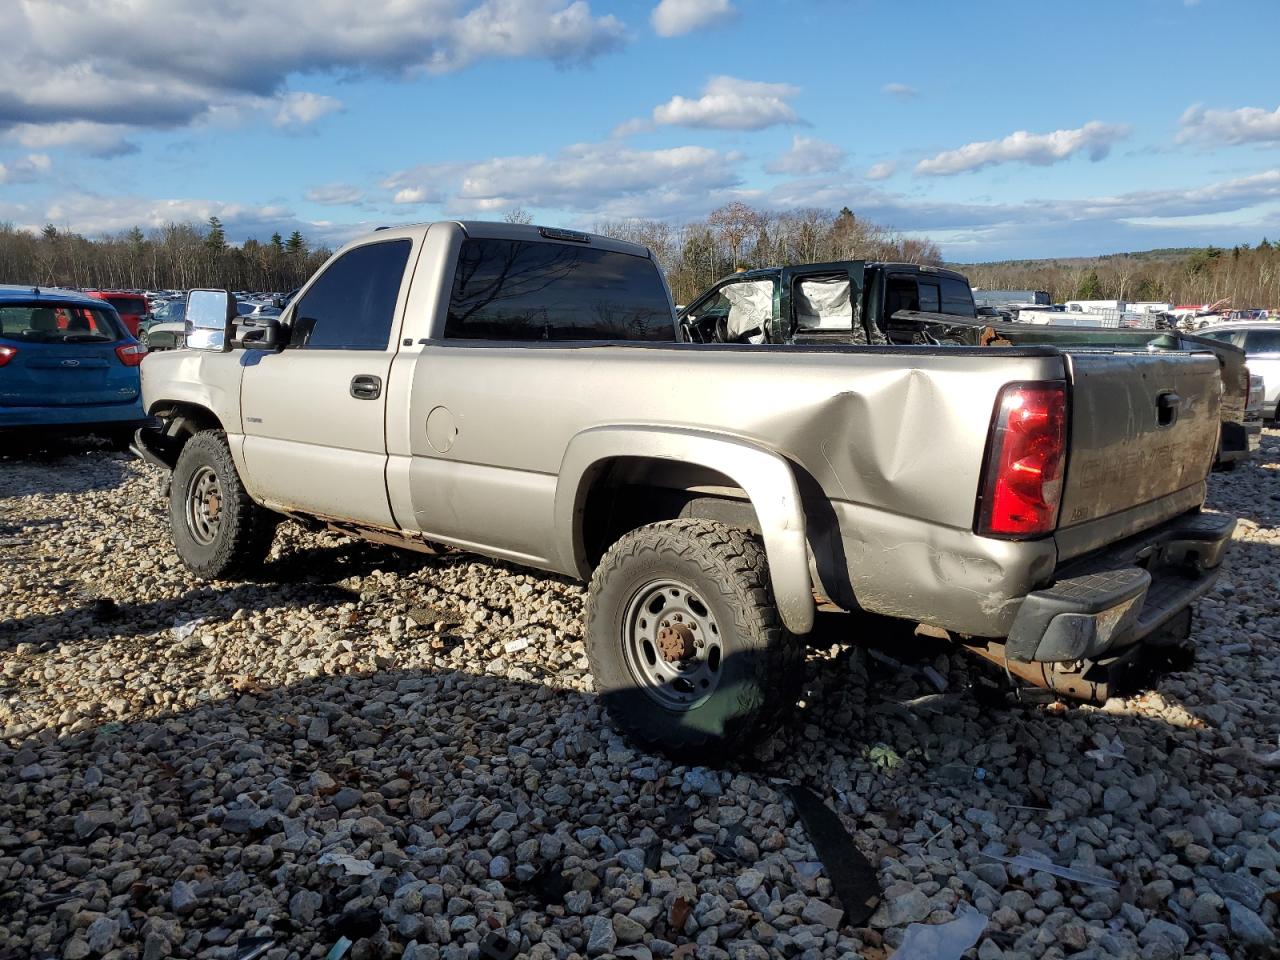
[1244,328,1280,353]
[940,276,976,317]
[445,238,674,342]
[0,303,124,342]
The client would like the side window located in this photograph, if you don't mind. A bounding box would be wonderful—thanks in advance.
[917,281,941,313]
[720,279,775,341]
[885,276,920,319]
[794,276,853,331]
[291,239,411,350]
[940,277,975,317]
[1244,329,1280,354]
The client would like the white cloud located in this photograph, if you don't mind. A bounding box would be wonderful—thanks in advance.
[0,153,51,185]
[1177,104,1280,146]
[274,92,343,130]
[2,121,137,157]
[0,0,625,138]
[650,0,737,37]
[392,186,440,205]
[650,76,800,130]
[915,121,1131,176]
[383,140,742,217]
[765,136,843,175]
[865,161,896,181]
[305,182,366,205]
[883,82,917,99]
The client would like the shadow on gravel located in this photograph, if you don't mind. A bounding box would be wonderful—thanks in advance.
[0,581,360,651]
[2,625,1274,960]
[0,436,132,497]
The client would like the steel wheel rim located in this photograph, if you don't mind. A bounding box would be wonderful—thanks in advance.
[621,578,724,712]
[185,465,223,546]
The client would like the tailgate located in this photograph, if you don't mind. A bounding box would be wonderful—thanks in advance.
[1058,351,1219,529]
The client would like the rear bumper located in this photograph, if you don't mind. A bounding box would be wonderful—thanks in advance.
[1005,510,1235,663]
[0,400,145,430]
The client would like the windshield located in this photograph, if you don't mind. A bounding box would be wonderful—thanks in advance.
[0,303,124,343]
[236,301,255,315]
[155,300,186,321]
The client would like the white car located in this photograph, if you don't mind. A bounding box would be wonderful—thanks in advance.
[1197,322,1280,423]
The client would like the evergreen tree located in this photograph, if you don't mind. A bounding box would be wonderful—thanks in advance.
[285,231,306,255]
[270,232,284,251]
[205,216,227,252]
[1075,269,1103,300]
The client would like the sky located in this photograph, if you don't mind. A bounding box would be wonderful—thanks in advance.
[1,0,1278,262]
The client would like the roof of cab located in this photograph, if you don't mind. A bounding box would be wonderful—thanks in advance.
[0,284,112,309]
[341,220,653,260]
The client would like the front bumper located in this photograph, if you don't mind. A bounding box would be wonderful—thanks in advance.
[1005,510,1235,663]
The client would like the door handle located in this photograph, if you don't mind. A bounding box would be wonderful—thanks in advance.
[350,375,382,400]
[1157,391,1180,427]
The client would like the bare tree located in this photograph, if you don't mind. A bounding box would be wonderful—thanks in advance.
[708,202,763,269]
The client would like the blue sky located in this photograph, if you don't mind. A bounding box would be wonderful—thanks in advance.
[1,0,1278,261]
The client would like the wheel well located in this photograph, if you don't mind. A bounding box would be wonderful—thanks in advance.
[579,457,762,571]
[145,401,224,467]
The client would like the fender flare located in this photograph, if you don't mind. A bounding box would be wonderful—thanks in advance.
[556,425,815,634]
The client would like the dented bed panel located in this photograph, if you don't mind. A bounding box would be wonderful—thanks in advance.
[402,342,1068,554]
[821,500,1057,636]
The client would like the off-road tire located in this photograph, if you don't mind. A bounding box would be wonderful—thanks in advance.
[169,430,277,579]
[585,518,803,757]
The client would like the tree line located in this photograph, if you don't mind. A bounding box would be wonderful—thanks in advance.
[0,218,332,293]
[3,205,1275,310]
[965,242,1280,308]
[588,202,941,304]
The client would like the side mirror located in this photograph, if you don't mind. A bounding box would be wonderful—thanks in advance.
[238,317,283,351]
[185,289,236,352]
[271,295,285,309]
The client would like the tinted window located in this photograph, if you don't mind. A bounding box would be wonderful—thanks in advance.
[940,277,975,317]
[918,281,941,313]
[445,238,673,342]
[292,239,411,350]
[1244,328,1280,353]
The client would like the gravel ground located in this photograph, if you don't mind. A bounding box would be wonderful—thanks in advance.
[1,433,1278,960]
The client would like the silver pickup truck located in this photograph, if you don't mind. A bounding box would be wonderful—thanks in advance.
[136,221,1235,755]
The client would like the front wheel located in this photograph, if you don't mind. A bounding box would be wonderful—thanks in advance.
[169,430,277,579]
[585,519,803,758]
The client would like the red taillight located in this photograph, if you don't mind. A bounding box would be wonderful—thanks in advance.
[0,345,15,367]
[115,342,148,367]
[977,381,1068,538]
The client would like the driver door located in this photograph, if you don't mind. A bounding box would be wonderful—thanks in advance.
[239,237,414,527]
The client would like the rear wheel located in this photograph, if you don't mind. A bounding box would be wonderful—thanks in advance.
[585,519,803,757]
[169,430,277,579]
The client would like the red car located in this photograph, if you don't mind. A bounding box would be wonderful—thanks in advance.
[85,290,149,336]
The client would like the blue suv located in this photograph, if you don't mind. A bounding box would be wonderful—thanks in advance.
[0,285,148,443]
